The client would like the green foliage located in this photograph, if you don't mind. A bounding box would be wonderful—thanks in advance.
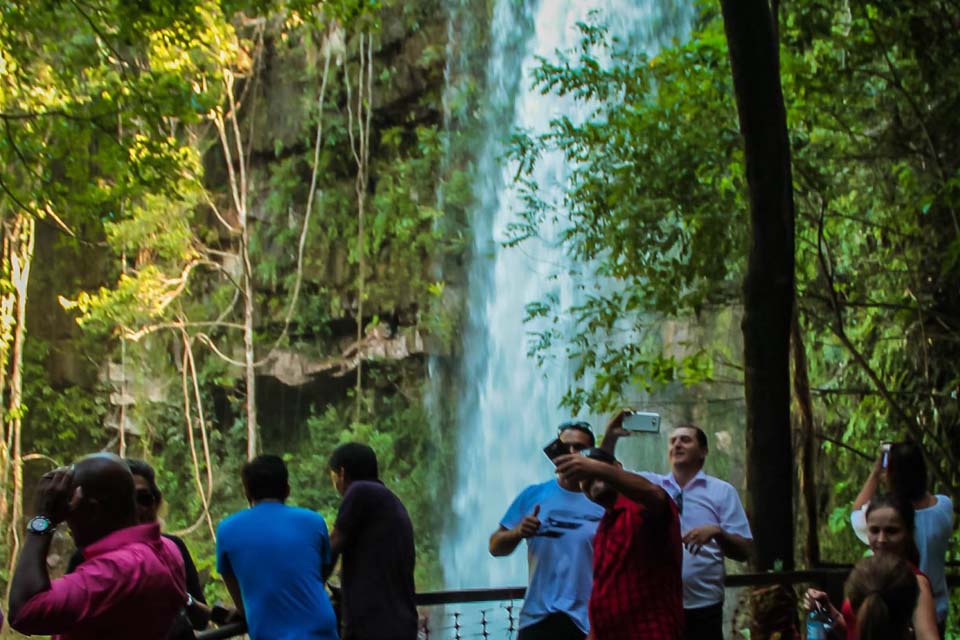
[509,14,743,411]
[21,340,109,462]
[1,0,459,602]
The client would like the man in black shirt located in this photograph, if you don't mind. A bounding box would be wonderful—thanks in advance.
[328,443,417,640]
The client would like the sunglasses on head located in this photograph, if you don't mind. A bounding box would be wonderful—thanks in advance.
[135,489,156,507]
[558,420,593,435]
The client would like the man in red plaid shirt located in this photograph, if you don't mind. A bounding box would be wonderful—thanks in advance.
[556,447,683,640]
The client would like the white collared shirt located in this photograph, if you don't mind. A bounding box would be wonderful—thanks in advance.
[639,469,753,609]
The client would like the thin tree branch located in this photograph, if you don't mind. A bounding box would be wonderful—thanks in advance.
[179,330,216,543]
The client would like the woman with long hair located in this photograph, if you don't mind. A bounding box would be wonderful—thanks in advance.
[845,555,919,640]
[805,495,939,640]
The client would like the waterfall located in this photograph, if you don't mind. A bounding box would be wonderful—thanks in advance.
[440,0,695,589]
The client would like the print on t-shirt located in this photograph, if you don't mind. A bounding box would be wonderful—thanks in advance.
[537,509,604,538]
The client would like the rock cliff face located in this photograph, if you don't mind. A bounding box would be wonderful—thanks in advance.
[31,0,458,430]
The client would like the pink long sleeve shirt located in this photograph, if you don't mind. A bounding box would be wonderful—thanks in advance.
[10,523,186,640]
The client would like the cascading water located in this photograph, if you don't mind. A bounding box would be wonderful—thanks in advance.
[440,0,695,590]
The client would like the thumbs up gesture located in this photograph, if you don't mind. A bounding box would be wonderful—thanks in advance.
[515,505,541,539]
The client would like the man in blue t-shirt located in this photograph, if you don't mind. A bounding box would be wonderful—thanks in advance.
[216,455,338,640]
[489,421,605,640]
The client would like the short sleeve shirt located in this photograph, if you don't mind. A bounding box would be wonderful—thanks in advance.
[216,502,337,640]
[335,480,417,640]
[500,479,604,633]
[851,495,953,621]
[589,493,684,640]
[641,470,753,609]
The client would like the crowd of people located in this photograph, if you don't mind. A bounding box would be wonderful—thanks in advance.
[803,441,953,640]
[492,417,954,640]
[0,419,952,640]
[4,443,415,640]
[493,412,751,640]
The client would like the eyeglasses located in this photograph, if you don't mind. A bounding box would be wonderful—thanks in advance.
[673,490,683,515]
[135,489,157,507]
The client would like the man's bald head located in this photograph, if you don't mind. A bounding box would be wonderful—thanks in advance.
[68,453,136,545]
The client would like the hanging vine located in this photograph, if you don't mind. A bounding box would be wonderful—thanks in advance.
[345,31,374,422]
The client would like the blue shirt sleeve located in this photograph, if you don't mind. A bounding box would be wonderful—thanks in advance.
[215,522,232,576]
[933,495,954,527]
[315,513,331,567]
[500,484,539,530]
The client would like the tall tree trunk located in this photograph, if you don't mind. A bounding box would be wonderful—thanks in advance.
[719,0,797,636]
[4,214,35,594]
[721,0,796,573]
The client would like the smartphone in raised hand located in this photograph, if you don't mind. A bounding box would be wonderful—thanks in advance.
[623,411,661,433]
[881,442,893,468]
[543,438,570,461]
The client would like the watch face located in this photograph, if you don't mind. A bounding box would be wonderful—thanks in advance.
[28,516,52,533]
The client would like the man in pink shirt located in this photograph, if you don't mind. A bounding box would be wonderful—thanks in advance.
[8,453,186,640]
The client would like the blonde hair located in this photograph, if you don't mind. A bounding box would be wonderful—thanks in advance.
[845,555,919,640]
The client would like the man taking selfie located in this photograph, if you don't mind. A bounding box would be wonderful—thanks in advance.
[556,446,684,640]
[602,412,753,640]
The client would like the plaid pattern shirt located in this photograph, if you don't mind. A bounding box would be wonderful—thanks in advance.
[588,493,684,640]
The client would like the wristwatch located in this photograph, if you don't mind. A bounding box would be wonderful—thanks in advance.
[26,515,55,535]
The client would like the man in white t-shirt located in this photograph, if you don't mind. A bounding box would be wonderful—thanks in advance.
[489,421,605,640]
[602,413,753,640]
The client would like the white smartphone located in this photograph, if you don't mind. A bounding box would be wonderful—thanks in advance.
[623,411,661,433]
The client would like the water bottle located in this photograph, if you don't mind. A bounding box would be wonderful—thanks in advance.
[806,603,832,640]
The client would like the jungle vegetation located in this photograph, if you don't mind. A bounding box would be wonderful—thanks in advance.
[0,0,957,635]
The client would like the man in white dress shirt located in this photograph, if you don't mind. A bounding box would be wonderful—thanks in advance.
[601,412,753,640]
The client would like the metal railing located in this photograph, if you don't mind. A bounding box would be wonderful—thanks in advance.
[195,568,865,640]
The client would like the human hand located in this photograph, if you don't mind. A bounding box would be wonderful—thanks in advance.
[35,466,75,525]
[682,525,722,555]
[224,608,244,625]
[514,505,541,539]
[803,588,831,613]
[603,410,633,440]
[555,453,610,484]
[872,453,885,475]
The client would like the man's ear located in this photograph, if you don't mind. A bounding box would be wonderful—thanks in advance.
[69,485,84,509]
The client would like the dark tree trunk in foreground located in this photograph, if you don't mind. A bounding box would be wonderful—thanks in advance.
[719,0,797,635]
[720,0,795,574]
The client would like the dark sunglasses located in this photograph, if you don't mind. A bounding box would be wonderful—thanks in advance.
[135,489,157,507]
